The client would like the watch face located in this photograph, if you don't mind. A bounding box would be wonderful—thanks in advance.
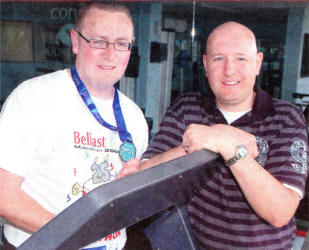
[237,145,248,158]
[225,145,248,167]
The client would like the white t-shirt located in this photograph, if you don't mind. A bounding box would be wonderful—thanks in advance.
[0,69,149,249]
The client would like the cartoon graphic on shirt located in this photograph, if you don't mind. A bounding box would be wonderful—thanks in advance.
[71,155,116,197]
[255,136,269,166]
[91,155,112,183]
[72,182,84,196]
[290,140,307,174]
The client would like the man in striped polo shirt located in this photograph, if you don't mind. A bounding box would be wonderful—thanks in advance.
[120,21,308,249]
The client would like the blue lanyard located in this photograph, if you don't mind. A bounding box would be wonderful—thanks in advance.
[71,66,133,143]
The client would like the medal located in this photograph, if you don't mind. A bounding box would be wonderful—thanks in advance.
[71,66,136,162]
[119,141,136,162]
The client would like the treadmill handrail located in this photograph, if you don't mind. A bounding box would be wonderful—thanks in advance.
[18,149,219,250]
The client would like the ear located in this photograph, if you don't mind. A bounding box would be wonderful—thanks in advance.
[202,54,208,77]
[71,29,79,55]
[255,52,263,76]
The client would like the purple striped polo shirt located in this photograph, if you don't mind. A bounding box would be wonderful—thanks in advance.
[143,86,308,249]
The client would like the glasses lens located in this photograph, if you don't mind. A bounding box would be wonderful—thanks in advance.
[115,42,131,51]
[90,40,109,49]
[88,39,132,51]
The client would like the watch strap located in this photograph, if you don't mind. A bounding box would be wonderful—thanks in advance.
[225,156,240,167]
[225,145,248,167]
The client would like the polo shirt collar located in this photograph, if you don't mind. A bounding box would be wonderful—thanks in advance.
[252,85,274,120]
[202,85,274,122]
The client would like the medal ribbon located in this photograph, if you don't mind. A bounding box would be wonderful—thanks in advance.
[71,66,133,143]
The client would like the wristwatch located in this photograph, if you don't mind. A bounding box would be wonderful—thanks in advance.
[225,145,248,167]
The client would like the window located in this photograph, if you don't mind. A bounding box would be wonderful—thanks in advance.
[301,34,309,77]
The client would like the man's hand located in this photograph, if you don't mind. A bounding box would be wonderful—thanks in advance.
[117,158,140,179]
[182,124,258,160]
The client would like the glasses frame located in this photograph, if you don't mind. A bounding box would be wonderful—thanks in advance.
[75,30,134,51]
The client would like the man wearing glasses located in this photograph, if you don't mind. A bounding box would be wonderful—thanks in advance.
[0,2,148,250]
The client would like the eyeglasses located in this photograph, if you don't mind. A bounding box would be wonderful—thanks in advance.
[75,30,134,51]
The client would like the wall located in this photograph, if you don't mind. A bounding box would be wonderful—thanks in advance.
[296,6,309,94]
[281,6,309,103]
[135,3,164,133]
[0,2,79,101]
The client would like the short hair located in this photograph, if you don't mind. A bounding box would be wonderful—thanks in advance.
[75,1,133,31]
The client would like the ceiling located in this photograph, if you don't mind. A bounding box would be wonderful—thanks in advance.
[162,1,309,23]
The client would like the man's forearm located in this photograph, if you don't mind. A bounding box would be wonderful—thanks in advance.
[0,169,55,233]
[229,156,300,228]
[2,190,55,233]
